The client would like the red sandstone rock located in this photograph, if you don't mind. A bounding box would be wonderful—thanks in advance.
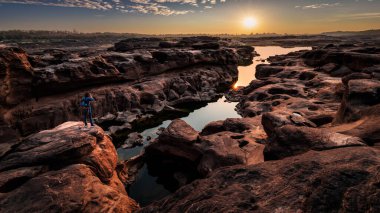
[141,147,380,213]
[0,122,139,212]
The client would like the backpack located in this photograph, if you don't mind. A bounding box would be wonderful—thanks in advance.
[80,97,89,108]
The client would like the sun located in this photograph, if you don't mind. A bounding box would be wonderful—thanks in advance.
[243,17,258,29]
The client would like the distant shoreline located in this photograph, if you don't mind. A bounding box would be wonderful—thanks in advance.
[0,29,379,39]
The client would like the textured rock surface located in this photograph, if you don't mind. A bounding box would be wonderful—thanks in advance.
[0,47,33,106]
[144,118,265,177]
[264,124,366,160]
[141,147,380,213]
[0,122,139,212]
[158,119,199,144]
[335,79,380,123]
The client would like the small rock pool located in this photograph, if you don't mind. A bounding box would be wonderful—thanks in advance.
[117,46,312,206]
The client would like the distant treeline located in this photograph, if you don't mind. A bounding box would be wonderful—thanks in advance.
[0,29,378,40]
[322,29,380,37]
[0,30,144,40]
[0,30,284,40]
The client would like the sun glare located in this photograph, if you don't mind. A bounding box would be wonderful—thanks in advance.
[243,17,258,29]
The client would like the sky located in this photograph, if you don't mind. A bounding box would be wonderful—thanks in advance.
[0,0,379,34]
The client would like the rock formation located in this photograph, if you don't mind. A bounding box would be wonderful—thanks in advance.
[0,37,255,212]
[144,118,265,177]
[0,37,254,148]
[0,122,139,212]
[140,42,380,212]
[1,36,380,212]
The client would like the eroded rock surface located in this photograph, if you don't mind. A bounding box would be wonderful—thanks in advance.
[264,124,366,160]
[0,122,139,212]
[141,147,380,213]
[144,118,265,177]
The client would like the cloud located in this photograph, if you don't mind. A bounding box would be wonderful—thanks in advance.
[295,3,340,9]
[0,0,113,10]
[154,0,198,7]
[0,0,211,15]
[128,2,193,15]
[338,12,380,20]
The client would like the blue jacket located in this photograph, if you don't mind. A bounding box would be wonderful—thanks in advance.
[81,97,95,111]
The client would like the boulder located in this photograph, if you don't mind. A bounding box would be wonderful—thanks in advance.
[261,111,316,136]
[145,119,265,177]
[159,119,199,144]
[335,79,380,123]
[197,132,264,175]
[201,118,261,136]
[0,122,102,172]
[123,132,144,149]
[145,119,201,163]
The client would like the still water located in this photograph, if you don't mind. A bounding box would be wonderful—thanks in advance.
[119,46,311,206]
[117,96,239,161]
[234,46,312,87]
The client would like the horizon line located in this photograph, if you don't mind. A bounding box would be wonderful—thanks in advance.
[0,28,379,36]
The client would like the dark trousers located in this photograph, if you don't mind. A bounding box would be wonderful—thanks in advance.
[83,108,94,126]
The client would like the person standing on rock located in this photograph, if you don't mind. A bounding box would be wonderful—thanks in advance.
[80,92,96,128]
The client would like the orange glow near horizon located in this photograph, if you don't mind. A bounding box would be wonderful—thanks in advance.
[0,1,379,35]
